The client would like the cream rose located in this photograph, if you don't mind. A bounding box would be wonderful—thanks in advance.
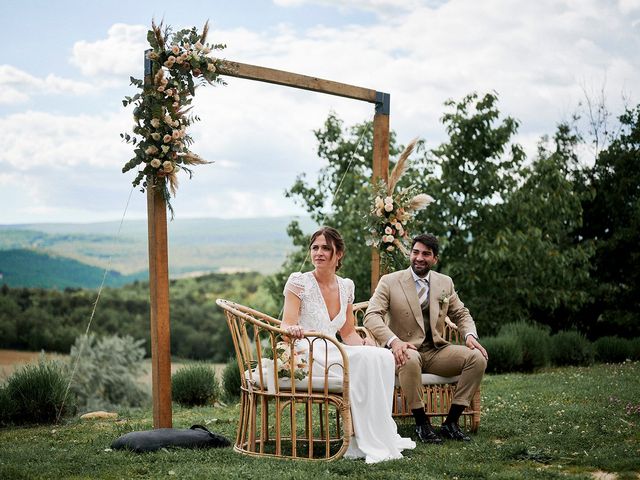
[150,158,161,168]
[161,145,170,154]
[150,118,161,128]
[171,45,180,55]
[163,161,174,173]
[145,145,158,155]
[384,203,394,212]
[195,41,203,51]
[151,133,161,141]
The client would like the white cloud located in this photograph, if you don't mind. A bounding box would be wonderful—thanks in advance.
[70,24,148,77]
[2,0,640,224]
[0,65,94,104]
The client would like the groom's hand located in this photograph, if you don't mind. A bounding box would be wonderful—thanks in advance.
[390,339,417,366]
[465,335,489,360]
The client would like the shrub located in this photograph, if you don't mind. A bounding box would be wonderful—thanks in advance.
[499,322,551,372]
[629,337,640,361]
[222,357,241,400]
[4,358,75,424]
[0,385,15,426]
[594,336,632,363]
[172,363,220,407]
[68,333,149,411]
[550,330,594,366]
[482,336,523,373]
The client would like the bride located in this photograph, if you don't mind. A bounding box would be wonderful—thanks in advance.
[282,226,415,463]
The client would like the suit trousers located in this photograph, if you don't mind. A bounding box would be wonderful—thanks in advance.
[397,344,487,411]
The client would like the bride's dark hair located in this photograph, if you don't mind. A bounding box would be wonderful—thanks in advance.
[309,226,345,271]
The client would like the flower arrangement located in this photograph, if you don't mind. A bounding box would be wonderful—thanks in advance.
[367,138,434,270]
[274,341,308,381]
[121,20,226,216]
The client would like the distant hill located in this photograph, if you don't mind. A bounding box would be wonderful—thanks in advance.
[0,249,146,289]
[0,216,315,288]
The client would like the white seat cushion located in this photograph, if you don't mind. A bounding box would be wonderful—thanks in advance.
[245,366,344,393]
[394,374,460,386]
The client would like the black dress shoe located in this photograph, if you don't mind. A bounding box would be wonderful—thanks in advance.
[415,424,443,444]
[439,422,471,441]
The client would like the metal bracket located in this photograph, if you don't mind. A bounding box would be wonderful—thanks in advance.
[144,49,153,77]
[375,91,390,115]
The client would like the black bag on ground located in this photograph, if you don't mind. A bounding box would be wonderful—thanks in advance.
[111,424,231,453]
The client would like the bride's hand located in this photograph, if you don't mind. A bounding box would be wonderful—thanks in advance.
[284,325,304,339]
[361,336,375,346]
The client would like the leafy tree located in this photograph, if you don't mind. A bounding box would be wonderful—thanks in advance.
[577,104,640,337]
[463,123,593,333]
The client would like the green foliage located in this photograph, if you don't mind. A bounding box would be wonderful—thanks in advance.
[221,357,241,401]
[550,330,594,366]
[3,357,74,425]
[482,336,523,373]
[594,336,632,363]
[499,322,551,372]
[0,272,273,362]
[171,363,220,407]
[577,105,640,338]
[630,337,640,361]
[0,385,15,426]
[68,334,149,410]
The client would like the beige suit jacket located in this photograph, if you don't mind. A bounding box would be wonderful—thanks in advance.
[363,267,477,349]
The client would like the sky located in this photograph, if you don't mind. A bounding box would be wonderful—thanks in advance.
[1,0,639,225]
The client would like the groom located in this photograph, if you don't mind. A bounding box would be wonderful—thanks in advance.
[364,233,488,443]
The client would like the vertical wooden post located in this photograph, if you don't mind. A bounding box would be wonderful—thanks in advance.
[147,179,173,428]
[144,50,172,428]
[371,92,390,294]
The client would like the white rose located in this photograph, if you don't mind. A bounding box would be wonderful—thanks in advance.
[384,203,394,212]
[164,115,172,125]
[150,158,161,168]
[151,133,161,141]
[163,134,172,143]
[384,196,393,205]
[385,226,393,235]
[150,118,161,128]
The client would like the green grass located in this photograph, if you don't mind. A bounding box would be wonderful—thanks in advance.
[1,363,639,479]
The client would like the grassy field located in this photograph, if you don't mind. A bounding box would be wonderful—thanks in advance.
[1,362,639,480]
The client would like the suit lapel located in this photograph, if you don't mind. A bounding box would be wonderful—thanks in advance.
[399,267,425,332]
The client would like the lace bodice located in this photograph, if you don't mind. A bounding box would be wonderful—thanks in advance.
[284,271,354,337]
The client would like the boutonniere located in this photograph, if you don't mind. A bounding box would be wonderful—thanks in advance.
[439,291,451,305]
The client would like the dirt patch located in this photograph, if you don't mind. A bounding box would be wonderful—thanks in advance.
[0,349,67,380]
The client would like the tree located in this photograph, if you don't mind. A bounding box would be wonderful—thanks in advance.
[577,104,640,337]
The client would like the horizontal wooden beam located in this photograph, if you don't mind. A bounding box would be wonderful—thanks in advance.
[218,60,378,103]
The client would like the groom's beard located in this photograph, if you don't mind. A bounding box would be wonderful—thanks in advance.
[410,261,431,277]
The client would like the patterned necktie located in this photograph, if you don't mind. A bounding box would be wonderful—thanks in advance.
[417,278,429,311]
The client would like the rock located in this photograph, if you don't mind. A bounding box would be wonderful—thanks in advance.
[80,411,118,420]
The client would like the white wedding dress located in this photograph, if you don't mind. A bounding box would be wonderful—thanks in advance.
[285,272,415,463]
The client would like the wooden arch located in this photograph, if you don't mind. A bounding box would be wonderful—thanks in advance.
[145,58,390,428]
